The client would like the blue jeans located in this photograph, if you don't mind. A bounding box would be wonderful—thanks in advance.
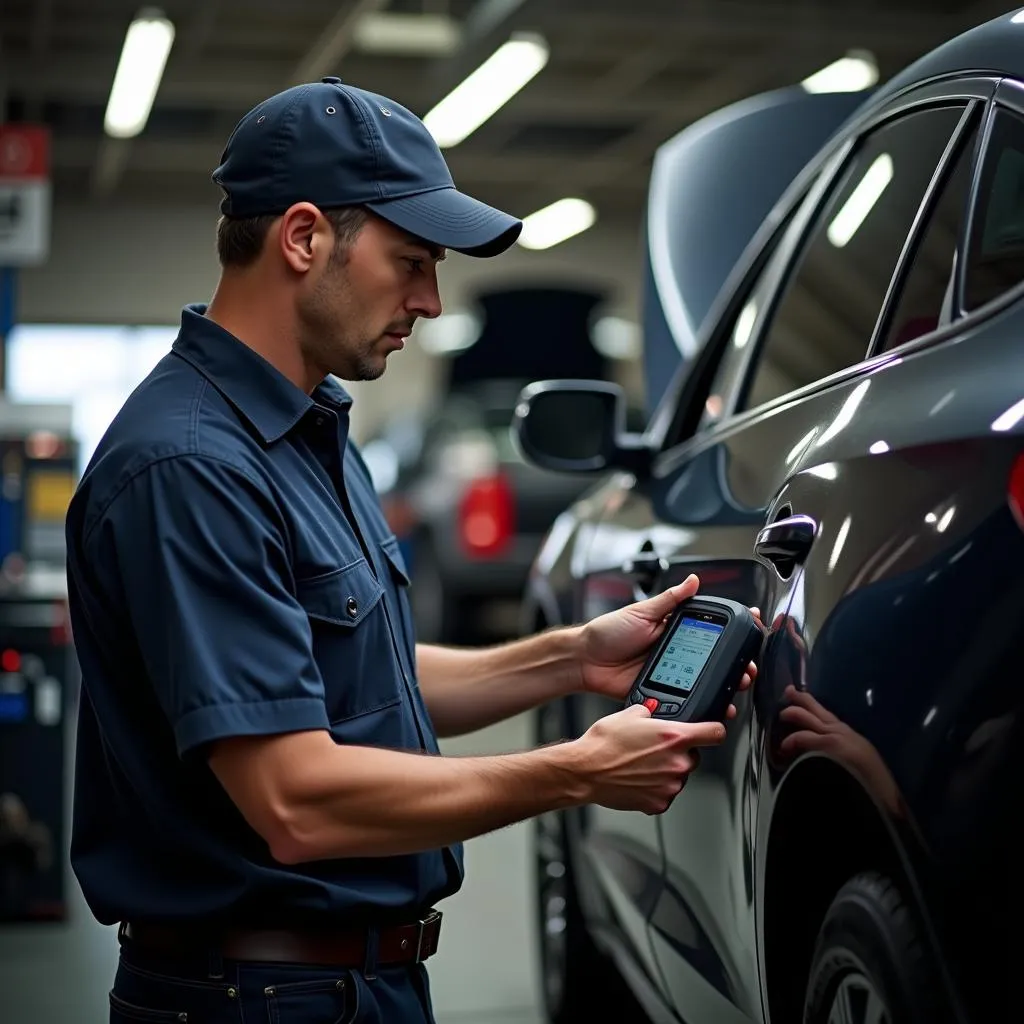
[109,938,437,1023]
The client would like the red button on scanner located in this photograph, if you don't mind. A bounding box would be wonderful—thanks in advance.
[643,698,660,714]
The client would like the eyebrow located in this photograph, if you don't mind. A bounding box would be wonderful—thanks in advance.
[404,234,446,261]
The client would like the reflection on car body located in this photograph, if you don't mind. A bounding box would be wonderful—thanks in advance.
[517,11,1024,1024]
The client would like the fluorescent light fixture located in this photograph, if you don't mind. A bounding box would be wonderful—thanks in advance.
[827,154,893,247]
[518,198,596,250]
[869,440,890,454]
[423,32,548,148]
[802,50,878,94]
[104,9,175,139]
[354,12,461,56]
[991,396,1024,432]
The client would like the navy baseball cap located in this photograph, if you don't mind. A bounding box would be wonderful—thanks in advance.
[212,78,522,258]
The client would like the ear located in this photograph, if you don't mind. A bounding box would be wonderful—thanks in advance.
[278,203,327,274]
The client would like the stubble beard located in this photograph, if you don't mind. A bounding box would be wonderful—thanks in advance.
[352,343,387,382]
[299,252,389,383]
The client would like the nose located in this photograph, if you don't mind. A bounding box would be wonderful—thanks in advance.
[408,271,443,320]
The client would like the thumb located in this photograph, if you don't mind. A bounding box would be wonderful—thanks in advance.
[639,574,699,619]
[678,720,728,747]
[624,701,653,718]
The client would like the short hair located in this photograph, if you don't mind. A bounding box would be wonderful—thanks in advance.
[215,205,369,268]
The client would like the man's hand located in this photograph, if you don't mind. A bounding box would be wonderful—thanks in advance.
[571,703,729,814]
[578,573,761,719]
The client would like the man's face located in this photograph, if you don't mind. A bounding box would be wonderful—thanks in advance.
[296,212,444,382]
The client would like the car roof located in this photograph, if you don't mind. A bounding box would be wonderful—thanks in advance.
[640,7,1024,414]
[871,7,1024,107]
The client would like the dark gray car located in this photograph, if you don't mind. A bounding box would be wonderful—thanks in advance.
[514,11,1024,1024]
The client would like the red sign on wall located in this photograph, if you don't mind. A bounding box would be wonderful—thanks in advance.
[0,125,52,267]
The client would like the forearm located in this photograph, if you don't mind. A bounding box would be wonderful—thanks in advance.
[416,628,584,737]
[271,736,588,862]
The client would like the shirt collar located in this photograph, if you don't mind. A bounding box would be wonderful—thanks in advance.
[171,304,352,444]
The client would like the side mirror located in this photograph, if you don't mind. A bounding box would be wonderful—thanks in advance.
[512,380,652,477]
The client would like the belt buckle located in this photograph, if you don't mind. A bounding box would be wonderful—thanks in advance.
[414,910,441,963]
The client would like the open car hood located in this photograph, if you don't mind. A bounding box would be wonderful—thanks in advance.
[641,84,868,411]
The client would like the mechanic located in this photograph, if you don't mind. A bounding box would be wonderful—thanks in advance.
[64,79,759,1024]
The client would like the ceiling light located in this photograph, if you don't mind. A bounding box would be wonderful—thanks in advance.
[802,50,878,94]
[104,9,175,139]
[423,32,548,148]
[518,198,596,250]
[354,12,461,56]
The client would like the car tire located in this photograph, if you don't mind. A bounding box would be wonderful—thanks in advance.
[803,872,947,1024]
[533,703,641,1024]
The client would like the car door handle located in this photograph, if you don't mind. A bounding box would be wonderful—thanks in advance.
[755,514,817,567]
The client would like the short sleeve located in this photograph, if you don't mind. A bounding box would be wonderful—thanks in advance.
[91,455,329,757]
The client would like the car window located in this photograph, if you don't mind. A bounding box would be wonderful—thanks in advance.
[877,121,979,353]
[739,104,968,413]
[676,202,807,438]
[963,107,1024,311]
[698,253,778,431]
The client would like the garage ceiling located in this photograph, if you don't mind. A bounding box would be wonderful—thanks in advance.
[0,0,1013,224]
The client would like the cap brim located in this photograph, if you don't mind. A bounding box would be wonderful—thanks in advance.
[366,187,522,258]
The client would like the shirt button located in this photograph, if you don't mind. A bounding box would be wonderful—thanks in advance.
[346,597,359,618]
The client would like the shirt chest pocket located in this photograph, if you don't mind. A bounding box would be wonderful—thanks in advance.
[295,558,404,726]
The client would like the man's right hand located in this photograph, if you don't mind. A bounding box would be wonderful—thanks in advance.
[570,704,728,815]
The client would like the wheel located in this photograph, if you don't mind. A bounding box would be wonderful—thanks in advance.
[533,703,642,1023]
[804,872,947,1024]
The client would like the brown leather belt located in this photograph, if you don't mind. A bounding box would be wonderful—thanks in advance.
[121,910,442,968]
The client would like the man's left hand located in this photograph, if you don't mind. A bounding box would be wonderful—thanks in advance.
[577,573,761,720]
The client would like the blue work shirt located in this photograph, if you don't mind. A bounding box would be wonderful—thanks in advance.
[65,303,463,927]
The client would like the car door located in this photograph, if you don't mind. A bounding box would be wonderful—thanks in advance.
[562,86,866,1003]
[619,81,995,1023]
[750,84,1024,1024]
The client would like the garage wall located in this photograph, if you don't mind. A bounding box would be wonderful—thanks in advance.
[14,200,648,439]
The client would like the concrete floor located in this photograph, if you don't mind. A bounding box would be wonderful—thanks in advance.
[0,713,545,1024]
